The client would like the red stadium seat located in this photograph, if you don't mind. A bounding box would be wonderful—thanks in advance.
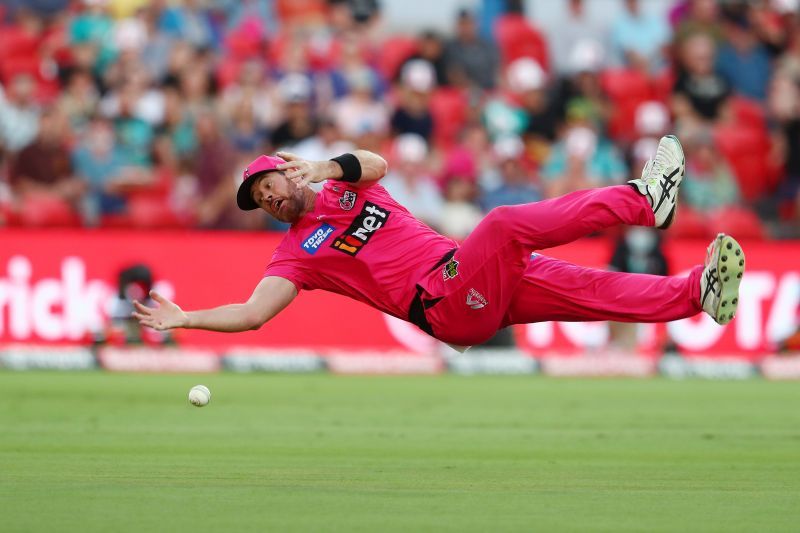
[0,27,40,61]
[729,96,767,132]
[215,59,243,89]
[1,55,41,83]
[601,69,652,101]
[650,68,675,103]
[601,69,656,142]
[127,198,186,229]
[224,16,266,60]
[669,206,711,239]
[493,14,549,71]
[669,206,765,240]
[714,125,773,201]
[708,207,766,240]
[429,87,469,149]
[12,195,82,228]
[377,35,419,81]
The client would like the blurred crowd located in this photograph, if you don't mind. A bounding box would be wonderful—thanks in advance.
[0,0,799,238]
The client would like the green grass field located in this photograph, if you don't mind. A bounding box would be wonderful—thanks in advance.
[1,372,799,532]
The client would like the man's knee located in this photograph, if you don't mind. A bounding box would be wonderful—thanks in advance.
[483,204,532,241]
[484,205,514,230]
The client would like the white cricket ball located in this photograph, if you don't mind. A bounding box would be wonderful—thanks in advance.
[188,385,211,407]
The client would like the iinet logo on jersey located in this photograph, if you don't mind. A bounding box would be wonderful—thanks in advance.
[331,202,390,256]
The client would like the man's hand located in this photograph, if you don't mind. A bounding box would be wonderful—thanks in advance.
[132,291,189,331]
[276,151,339,187]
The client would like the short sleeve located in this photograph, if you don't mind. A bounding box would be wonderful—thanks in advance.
[263,254,310,292]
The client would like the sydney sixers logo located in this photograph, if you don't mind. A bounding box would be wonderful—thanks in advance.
[331,202,390,256]
[339,190,357,211]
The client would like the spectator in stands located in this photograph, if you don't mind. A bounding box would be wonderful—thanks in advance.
[391,59,435,141]
[480,134,542,212]
[382,133,444,230]
[157,0,216,50]
[271,73,318,150]
[776,16,800,81]
[747,0,794,58]
[681,128,740,212]
[161,40,195,88]
[331,67,389,143]
[0,74,40,152]
[439,147,482,239]
[609,228,668,280]
[58,69,100,131]
[610,0,671,72]
[443,8,500,90]
[228,98,269,155]
[10,107,85,222]
[768,70,800,228]
[291,115,355,163]
[220,59,280,133]
[607,226,669,349]
[68,0,117,75]
[553,40,610,137]
[460,123,495,188]
[506,58,558,151]
[326,33,377,99]
[219,0,279,40]
[138,3,174,84]
[403,30,449,87]
[107,82,155,166]
[673,0,724,45]
[482,57,547,142]
[542,117,627,198]
[72,115,129,225]
[547,0,607,74]
[192,110,238,228]
[672,32,732,125]
[154,86,195,159]
[716,10,772,102]
[178,60,216,118]
[635,101,671,142]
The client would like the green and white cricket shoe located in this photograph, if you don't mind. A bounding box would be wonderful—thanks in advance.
[700,233,745,325]
[629,134,685,229]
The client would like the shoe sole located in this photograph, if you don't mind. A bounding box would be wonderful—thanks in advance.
[714,235,745,325]
[658,135,685,230]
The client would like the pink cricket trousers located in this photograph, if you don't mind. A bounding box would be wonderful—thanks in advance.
[415,185,703,346]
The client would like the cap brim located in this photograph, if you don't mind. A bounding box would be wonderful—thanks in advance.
[237,174,260,211]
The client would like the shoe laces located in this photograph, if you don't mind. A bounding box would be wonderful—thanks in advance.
[705,240,716,268]
[651,141,673,178]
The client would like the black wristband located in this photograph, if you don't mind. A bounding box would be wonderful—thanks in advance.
[330,153,362,183]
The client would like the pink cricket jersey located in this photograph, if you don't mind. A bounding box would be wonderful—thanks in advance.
[263,181,457,319]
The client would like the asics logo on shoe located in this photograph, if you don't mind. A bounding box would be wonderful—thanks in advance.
[701,266,719,307]
[653,167,680,213]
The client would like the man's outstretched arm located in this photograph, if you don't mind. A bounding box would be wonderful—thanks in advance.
[132,276,297,332]
[275,149,388,188]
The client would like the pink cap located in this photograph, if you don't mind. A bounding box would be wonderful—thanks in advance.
[237,155,286,211]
